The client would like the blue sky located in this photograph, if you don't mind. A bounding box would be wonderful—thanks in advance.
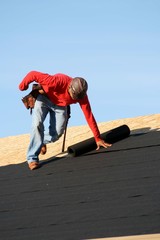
[0,0,160,138]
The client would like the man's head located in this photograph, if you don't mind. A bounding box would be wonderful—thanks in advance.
[69,77,88,100]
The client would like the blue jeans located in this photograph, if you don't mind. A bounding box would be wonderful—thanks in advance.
[27,94,67,163]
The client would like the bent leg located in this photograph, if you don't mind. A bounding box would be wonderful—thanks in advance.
[44,105,67,144]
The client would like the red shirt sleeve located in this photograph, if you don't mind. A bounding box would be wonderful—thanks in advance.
[79,96,101,142]
[19,71,50,91]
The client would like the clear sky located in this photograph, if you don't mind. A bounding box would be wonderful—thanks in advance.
[0,0,160,138]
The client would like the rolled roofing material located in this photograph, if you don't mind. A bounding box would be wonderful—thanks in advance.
[67,124,130,157]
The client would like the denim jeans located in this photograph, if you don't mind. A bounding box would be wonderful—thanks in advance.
[27,94,67,163]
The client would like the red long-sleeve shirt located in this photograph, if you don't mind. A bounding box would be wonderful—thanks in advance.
[19,71,101,142]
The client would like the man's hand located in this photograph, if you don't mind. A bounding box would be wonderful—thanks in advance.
[96,139,112,150]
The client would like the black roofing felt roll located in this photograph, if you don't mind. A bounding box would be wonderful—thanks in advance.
[67,124,130,157]
[101,124,130,144]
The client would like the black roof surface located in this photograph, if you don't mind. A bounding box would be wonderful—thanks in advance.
[0,131,160,240]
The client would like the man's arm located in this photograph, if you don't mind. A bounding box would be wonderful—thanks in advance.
[79,96,100,141]
[79,96,112,149]
[19,71,50,91]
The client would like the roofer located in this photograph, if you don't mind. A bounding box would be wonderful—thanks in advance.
[19,71,111,170]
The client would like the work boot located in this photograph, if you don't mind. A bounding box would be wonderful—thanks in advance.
[40,144,47,155]
[28,162,39,170]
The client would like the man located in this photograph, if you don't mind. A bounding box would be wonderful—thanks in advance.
[19,71,111,170]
